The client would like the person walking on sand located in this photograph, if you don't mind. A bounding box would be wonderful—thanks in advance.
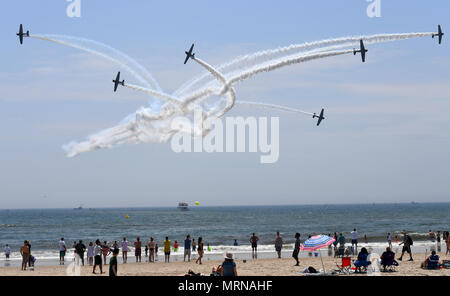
[148,237,156,262]
[184,235,192,262]
[59,238,66,265]
[109,248,119,276]
[398,231,414,261]
[121,237,128,264]
[75,240,86,266]
[250,233,259,259]
[134,237,142,263]
[20,240,30,271]
[93,239,104,274]
[275,232,283,259]
[387,233,392,248]
[4,244,10,261]
[293,233,301,266]
[163,237,171,263]
[196,237,204,265]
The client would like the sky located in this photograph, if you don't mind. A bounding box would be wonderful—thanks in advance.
[0,0,449,208]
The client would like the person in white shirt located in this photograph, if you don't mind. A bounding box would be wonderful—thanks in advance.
[351,229,359,249]
[122,237,128,264]
[4,244,10,260]
[93,239,104,274]
[59,238,66,265]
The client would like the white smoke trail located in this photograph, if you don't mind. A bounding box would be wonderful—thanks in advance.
[175,32,434,97]
[227,49,354,86]
[236,101,315,117]
[31,34,161,91]
[124,83,182,106]
[31,30,434,157]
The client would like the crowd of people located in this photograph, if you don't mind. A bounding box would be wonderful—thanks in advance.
[4,228,450,276]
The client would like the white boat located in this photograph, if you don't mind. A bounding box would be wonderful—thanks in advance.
[177,202,189,210]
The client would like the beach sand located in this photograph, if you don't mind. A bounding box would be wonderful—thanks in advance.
[1,252,449,276]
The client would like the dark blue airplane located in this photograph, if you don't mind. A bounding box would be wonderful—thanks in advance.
[16,24,29,45]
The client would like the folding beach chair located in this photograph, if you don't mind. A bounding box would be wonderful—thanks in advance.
[336,257,352,274]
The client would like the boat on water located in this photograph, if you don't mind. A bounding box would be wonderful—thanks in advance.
[73,204,83,210]
[177,202,189,210]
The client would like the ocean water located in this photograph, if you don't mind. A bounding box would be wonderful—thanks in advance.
[0,203,449,266]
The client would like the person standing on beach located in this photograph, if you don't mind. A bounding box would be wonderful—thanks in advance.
[163,237,171,263]
[184,235,192,262]
[398,231,413,261]
[101,241,111,265]
[26,240,32,267]
[234,239,238,246]
[292,233,301,266]
[148,237,156,262]
[196,237,204,265]
[4,244,10,261]
[429,230,436,243]
[87,242,95,265]
[192,238,197,252]
[351,229,358,250]
[93,239,104,274]
[121,237,128,263]
[75,240,86,266]
[20,240,30,271]
[109,248,119,276]
[387,233,392,248]
[275,232,283,259]
[445,231,450,255]
[134,237,142,263]
[250,233,259,259]
[59,238,66,265]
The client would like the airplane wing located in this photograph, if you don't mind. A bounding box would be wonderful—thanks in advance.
[360,40,366,62]
[184,55,190,65]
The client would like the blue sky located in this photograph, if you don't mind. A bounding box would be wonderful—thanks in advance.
[0,0,449,208]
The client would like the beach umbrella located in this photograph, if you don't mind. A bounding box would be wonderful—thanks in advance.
[300,235,335,273]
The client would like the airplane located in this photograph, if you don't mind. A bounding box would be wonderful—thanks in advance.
[312,108,325,126]
[112,71,125,92]
[432,25,444,44]
[353,40,368,62]
[184,43,195,64]
[16,24,30,45]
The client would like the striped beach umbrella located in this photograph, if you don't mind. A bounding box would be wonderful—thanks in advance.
[300,235,335,274]
[300,235,335,251]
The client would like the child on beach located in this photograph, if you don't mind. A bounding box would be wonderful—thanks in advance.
[109,248,119,276]
[4,244,10,260]
[387,233,392,248]
[87,242,94,266]
[173,241,179,253]
[59,238,66,265]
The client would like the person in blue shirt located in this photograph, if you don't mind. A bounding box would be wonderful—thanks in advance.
[233,239,238,246]
[184,235,192,262]
[221,252,237,276]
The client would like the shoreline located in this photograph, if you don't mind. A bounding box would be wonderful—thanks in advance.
[0,251,449,276]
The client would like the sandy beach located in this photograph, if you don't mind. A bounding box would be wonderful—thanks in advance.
[1,251,448,276]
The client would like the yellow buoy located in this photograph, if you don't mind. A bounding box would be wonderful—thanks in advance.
[195,201,199,206]
[125,214,130,219]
